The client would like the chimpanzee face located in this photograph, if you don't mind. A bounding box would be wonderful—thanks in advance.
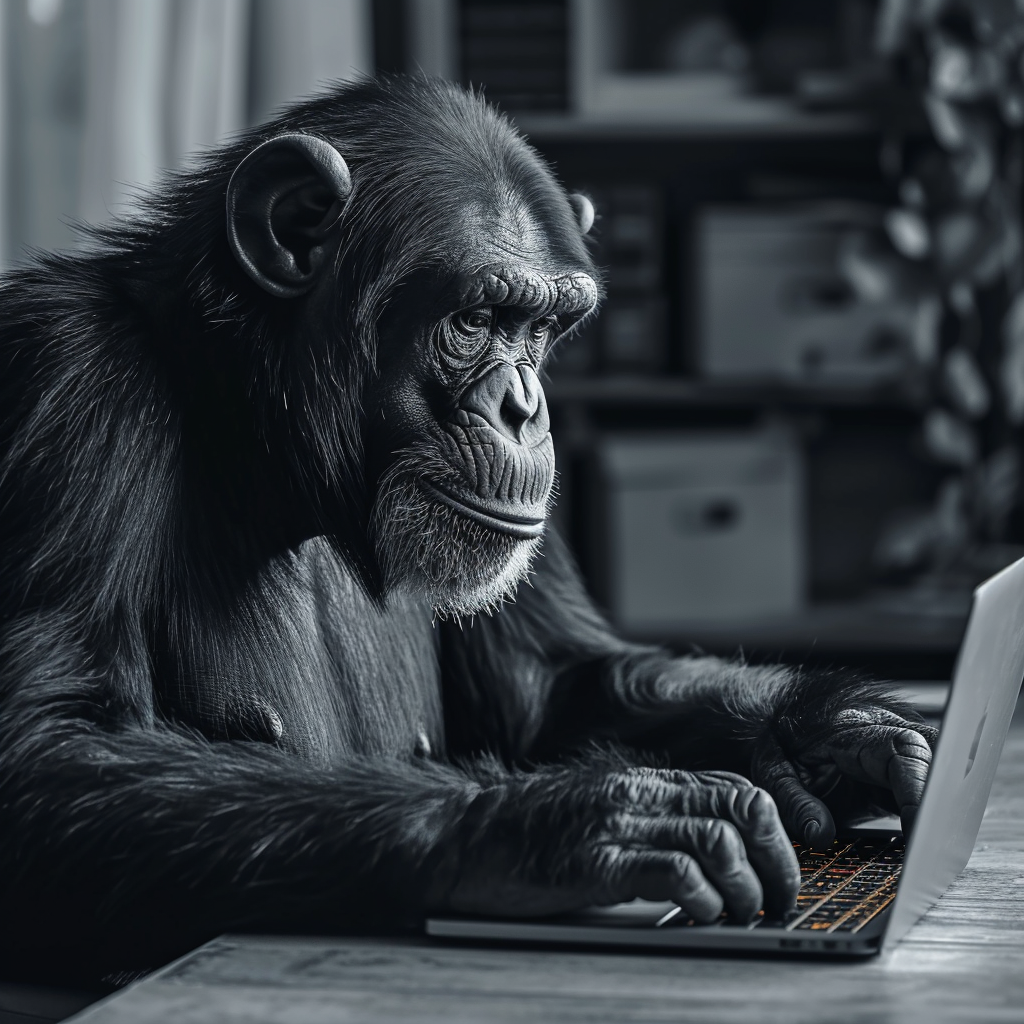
[225,131,598,614]
[369,251,598,615]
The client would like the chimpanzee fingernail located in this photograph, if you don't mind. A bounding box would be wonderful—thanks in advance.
[802,820,820,845]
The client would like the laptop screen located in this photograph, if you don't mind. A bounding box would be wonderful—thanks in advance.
[883,556,1024,948]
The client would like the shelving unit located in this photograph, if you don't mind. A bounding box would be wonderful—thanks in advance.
[628,598,967,675]
[543,378,960,680]
[516,109,872,141]
[545,376,922,410]
[530,120,957,680]
[385,0,968,680]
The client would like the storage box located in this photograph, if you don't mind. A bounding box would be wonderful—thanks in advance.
[598,428,805,631]
[695,205,912,382]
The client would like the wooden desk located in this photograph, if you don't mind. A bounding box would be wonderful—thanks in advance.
[67,717,1024,1024]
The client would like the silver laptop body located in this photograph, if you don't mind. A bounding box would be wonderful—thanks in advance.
[427,555,1024,956]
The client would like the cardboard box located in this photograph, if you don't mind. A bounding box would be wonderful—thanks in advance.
[599,428,805,631]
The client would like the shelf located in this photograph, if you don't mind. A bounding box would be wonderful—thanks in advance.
[545,376,920,410]
[622,598,969,659]
[515,109,873,142]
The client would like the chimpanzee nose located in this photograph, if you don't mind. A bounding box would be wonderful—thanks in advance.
[458,363,550,446]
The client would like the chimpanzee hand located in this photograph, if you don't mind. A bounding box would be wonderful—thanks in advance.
[751,699,939,850]
[436,765,800,923]
[620,660,939,851]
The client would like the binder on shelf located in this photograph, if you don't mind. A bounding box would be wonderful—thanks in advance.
[546,181,668,377]
[585,183,668,375]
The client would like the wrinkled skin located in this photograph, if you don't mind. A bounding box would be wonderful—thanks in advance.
[460,623,940,923]
[442,767,801,924]
[649,662,939,848]
[431,661,937,922]
[752,704,938,846]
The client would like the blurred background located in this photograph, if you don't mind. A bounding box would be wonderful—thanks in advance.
[5,0,1024,683]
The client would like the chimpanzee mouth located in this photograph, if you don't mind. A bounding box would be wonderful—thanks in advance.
[419,480,546,539]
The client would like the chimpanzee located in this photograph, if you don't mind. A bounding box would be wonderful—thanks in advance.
[0,76,935,972]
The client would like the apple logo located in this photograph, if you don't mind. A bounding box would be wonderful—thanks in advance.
[964,706,988,778]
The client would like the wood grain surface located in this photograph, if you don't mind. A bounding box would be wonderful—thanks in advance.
[67,717,1024,1024]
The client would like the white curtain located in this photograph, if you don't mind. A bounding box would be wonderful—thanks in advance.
[249,0,373,125]
[77,0,251,226]
[1,0,372,265]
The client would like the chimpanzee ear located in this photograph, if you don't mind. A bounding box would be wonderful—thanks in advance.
[568,193,595,235]
[226,133,352,298]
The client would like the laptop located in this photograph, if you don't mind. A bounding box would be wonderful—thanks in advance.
[427,555,1024,956]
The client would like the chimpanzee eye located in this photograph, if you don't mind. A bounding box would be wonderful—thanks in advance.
[453,308,493,337]
[437,307,493,371]
[529,315,559,351]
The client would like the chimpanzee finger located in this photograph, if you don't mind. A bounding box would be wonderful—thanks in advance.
[835,704,939,750]
[828,725,933,834]
[656,772,800,917]
[623,815,764,922]
[886,729,932,834]
[883,710,939,750]
[865,709,940,752]
[706,782,801,917]
[606,846,724,924]
[752,733,836,850]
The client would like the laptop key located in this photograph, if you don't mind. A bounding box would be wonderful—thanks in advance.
[656,837,905,932]
[783,836,903,931]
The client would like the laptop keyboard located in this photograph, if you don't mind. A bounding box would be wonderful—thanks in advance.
[658,835,904,934]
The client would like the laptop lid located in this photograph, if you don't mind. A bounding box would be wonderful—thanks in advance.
[882,556,1024,949]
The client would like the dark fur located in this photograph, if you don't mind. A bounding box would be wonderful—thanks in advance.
[0,77,909,975]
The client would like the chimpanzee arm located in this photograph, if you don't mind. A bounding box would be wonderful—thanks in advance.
[443,530,937,849]
[0,611,475,961]
[0,608,800,970]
